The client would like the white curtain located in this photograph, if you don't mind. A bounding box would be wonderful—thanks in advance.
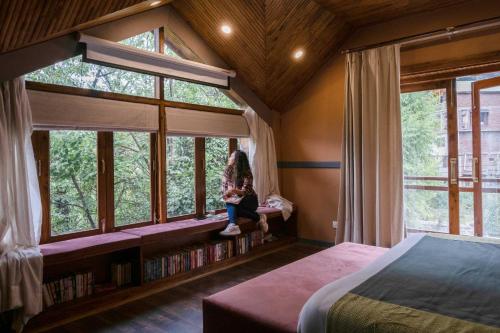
[336,45,404,248]
[0,77,43,330]
[243,108,293,220]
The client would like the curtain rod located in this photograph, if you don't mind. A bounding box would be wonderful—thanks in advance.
[341,16,500,54]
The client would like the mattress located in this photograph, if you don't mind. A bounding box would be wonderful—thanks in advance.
[298,233,500,333]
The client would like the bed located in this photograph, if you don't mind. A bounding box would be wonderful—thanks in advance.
[298,233,500,333]
[203,242,387,333]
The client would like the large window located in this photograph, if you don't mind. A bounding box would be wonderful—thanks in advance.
[50,131,98,236]
[206,138,229,212]
[114,132,152,226]
[29,29,247,243]
[166,136,196,218]
[163,44,240,109]
[26,32,155,97]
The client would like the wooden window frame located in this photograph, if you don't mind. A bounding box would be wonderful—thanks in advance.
[31,27,246,243]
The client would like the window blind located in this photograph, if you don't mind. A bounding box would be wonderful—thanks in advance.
[28,90,159,131]
[166,107,249,138]
[78,33,236,89]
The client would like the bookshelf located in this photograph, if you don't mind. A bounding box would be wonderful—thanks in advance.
[26,209,297,332]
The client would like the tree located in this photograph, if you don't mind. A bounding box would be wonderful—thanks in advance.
[28,31,237,233]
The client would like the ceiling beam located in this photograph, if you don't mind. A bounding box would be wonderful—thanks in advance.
[0,3,173,82]
[163,6,275,126]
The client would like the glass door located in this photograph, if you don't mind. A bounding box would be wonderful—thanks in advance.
[401,81,458,234]
[472,76,500,237]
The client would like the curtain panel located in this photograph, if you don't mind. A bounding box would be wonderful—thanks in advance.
[336,45,404,248]
[0,78,43,330]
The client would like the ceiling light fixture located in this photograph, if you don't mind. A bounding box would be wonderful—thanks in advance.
[150,1,161,6]
[220,24,233,35]
[293,48,305,60]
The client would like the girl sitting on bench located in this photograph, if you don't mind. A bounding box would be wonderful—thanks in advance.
[220,150,268,236]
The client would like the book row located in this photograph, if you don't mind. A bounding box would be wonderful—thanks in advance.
[144,239,234,282]
[111,262,133,287]
[42,272,94,308]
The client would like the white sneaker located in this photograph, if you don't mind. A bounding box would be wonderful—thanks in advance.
[220,224,241,236]
[257,214,268,233]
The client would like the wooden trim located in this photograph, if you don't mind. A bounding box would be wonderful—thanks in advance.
[156,27,168,224]
[469,77,500,236]
[26,81,161,106]
[113,221,153,231]
[150,133,158,223]
[195,137,206,219]
[25,81,244,115]
[163,100,243,115]
[401,53,500,85]
[98,132,113,233]
[166,214,197,222]
[229,138,237,155]
[32,131,50,244]
[447,80,460,235]
[400,80,450,93]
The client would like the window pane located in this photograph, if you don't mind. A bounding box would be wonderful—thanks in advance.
[401,89,449,233]
[167,136,195,217]
[206,138,229,212]
[114,132,151,226]
[163,43,240,109]
[26,32,155,97]
[50,131,97,236]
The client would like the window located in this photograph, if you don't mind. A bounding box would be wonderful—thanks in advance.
[114,132,152,226]
[480,109,489,126]
[163,44,240,109]
[50,131,98,236]
[26,32,155,97]
[166,136,195,217]
[206,138,229,212]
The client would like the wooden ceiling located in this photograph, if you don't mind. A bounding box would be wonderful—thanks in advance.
[1,0,471,111]
[172,0,469,111]
[0,0,152,54]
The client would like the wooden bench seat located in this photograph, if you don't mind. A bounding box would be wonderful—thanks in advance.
[40,232,142,266]
[41,207,285,264]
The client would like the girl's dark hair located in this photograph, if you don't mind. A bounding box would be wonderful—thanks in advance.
[233,150,251,187]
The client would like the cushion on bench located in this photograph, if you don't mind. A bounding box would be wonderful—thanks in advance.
[40,232,141,266]
[203,242,388,333]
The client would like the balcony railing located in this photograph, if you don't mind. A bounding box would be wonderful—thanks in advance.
[404,175,500,193]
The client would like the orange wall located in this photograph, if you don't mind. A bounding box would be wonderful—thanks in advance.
[280,56,345,243]
[279,4,500,243]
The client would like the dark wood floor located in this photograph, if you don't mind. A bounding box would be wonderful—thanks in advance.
[46,243,322,333]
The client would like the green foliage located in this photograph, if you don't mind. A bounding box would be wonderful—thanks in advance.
[28,32,237,232]
[166,137,195,217]
[114,132,151,226]
[50,131,98,235]
[206,138,228,212]
[401,91,449,232]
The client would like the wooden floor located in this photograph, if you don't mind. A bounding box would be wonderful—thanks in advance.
[45,242,322,333]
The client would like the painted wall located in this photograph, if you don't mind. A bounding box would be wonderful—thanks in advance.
[280,56,345,243]
[279,2,500,243]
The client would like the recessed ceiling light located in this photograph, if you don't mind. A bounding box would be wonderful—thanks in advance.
[150,1,161,6]
[293,48,305,60]
[221,24,233,35]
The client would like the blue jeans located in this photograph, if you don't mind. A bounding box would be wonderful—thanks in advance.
[226,195,259,225]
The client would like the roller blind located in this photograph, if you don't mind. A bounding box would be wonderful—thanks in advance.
[79,33,236,88]
[166,107,249,138]
[28,90,158,131]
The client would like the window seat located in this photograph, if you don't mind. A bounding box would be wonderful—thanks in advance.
[41,232,142,266]
[122,207,283,245]
[41,207,285,265]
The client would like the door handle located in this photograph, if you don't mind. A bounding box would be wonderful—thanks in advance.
[450,158,457,185]
[472,157,479,183]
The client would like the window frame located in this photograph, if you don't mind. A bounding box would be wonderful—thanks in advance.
[30,26,246,243]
